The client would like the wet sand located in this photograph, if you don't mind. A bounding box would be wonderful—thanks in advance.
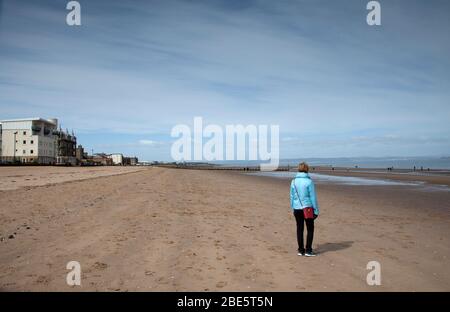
[309,167,450,187]
[0,166,449,291]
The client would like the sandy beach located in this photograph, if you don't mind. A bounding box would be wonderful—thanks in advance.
[0,166,449,291]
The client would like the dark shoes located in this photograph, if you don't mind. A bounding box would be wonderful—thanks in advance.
[298,250,317,257]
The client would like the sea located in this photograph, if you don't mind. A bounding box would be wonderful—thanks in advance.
[213,157,450,170]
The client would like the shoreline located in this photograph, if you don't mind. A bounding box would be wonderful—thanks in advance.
[166,165,450,188]
[244,170,450,189]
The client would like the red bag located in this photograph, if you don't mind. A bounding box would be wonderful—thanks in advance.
[303,207,315,219]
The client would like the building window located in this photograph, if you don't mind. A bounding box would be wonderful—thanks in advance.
[23,140,26,144]
[23,150,26,154]
[23,131,26,135]
[30,150,34,154]
[30,140,34,144]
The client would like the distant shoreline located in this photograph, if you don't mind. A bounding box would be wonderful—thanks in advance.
[159,163,450,174]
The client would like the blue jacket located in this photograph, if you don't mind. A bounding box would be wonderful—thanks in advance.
[290,172,319,215]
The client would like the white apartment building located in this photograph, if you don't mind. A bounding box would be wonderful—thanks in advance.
[0,118,59,164]
[109,153,124,165]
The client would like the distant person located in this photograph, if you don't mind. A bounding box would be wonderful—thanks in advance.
[290,162,319,257]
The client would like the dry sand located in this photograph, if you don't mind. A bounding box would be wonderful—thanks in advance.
[0,166,145,191]
[0,166,449,291]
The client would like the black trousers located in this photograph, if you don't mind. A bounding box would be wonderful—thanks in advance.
[293,209,314,253]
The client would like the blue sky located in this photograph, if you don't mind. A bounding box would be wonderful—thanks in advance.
[0,0,449,161]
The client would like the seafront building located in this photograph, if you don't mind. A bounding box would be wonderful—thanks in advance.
[55,128,77,165]
[0,117,139,166]
[91,153,113,166]
[0,118,59,164]
[76,145,87,163]
[109,153,124,165]
[124,156,138,166]
[0,118,76,165]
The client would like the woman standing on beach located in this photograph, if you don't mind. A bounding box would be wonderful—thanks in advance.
[290,162,319,257]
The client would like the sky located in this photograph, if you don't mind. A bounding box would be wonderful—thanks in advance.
[0,0,449,161]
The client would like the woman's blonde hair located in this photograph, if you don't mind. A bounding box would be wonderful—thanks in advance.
[298,162,309,173]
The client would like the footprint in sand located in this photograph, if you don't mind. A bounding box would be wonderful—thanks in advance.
[216,281,227,288]
[92,262,108,270]
[35,275,50,285]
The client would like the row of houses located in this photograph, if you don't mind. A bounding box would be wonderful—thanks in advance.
[80,152,138,166]
[0,117,138,166]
